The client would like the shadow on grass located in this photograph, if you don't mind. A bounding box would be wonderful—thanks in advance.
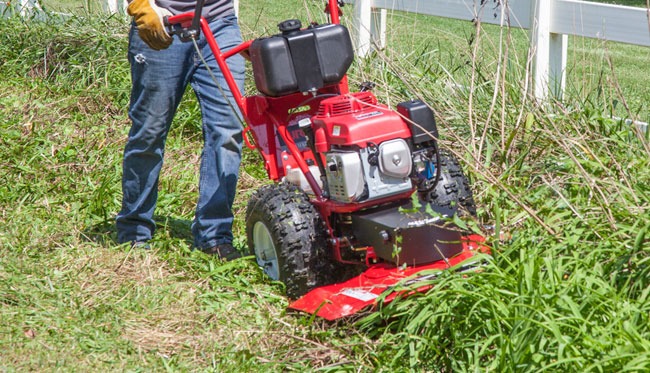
[80,215,194,247]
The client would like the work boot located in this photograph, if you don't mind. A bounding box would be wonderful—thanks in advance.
[130,241,151,250]
[201,243,242,261]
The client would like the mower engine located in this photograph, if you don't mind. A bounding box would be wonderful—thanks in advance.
[309,92,439,203]
[302,93,467,268]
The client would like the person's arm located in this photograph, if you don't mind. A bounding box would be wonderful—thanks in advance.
[127,0,173,50]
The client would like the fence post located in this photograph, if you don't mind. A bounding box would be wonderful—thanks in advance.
[371,8,387,50]
[106,0,117,14]
[352,0,372,56]
[530,0,567,100]
[106,0,127,14]
[351,0,387,56]
[20,0,33,17]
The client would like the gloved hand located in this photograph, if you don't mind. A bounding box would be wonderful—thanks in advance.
[127,0,173,50]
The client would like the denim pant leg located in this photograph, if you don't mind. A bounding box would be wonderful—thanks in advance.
[190,15,246,249]
[116,26,194,244]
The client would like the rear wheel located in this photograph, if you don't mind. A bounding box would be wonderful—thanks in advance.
[420,149,477,216]
[246,183,333,299]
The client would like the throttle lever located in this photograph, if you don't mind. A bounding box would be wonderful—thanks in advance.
[163,0,205,42]
[164,16,199,42]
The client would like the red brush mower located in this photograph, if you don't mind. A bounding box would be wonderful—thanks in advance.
[167,0,488,320]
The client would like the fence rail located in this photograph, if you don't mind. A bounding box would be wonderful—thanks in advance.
[346,0,650,100]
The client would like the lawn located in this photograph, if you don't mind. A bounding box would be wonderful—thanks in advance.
[1,0,649,371]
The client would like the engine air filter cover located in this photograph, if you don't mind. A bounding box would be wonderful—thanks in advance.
[397,99,439,144]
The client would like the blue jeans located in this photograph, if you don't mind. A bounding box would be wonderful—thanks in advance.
[116,15,245,249]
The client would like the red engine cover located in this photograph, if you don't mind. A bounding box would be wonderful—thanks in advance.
[311,92,411,152]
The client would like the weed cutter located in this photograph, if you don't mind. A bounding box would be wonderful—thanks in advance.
[166,0,488,320]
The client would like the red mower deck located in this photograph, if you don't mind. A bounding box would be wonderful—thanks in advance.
[290,235,487,320]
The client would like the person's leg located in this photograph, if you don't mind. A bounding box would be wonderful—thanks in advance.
[116,25,194,244]
[190,15,246,250]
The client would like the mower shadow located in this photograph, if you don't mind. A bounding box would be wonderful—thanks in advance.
[80,215,194,247]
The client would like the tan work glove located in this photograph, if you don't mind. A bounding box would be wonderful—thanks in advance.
[127,0,173,50]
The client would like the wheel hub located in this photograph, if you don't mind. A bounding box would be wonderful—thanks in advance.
[252,221,280,280]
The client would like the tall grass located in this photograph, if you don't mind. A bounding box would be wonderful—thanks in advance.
[1,1,649,371]
[348,4,650,371]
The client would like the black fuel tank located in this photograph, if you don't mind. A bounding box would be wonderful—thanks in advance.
[249,20,354,97]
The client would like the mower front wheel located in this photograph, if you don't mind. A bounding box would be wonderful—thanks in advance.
[421,149,477,216]
[245,183,331,299]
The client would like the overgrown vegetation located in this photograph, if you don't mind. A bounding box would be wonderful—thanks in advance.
[1,0,648,371]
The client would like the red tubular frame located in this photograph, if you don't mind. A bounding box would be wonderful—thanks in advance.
[328,0,340,24]
[273,118,324,198]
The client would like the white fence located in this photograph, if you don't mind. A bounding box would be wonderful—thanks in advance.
[106,0,126,14]
[7,0,649,101]
[346,0,650,100]
[1,0,41,17]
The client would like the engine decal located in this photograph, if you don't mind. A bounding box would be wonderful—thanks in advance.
[332,125,341,136]
[354,110,383,120]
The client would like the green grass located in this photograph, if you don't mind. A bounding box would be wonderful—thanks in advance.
[1,0,649,371]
